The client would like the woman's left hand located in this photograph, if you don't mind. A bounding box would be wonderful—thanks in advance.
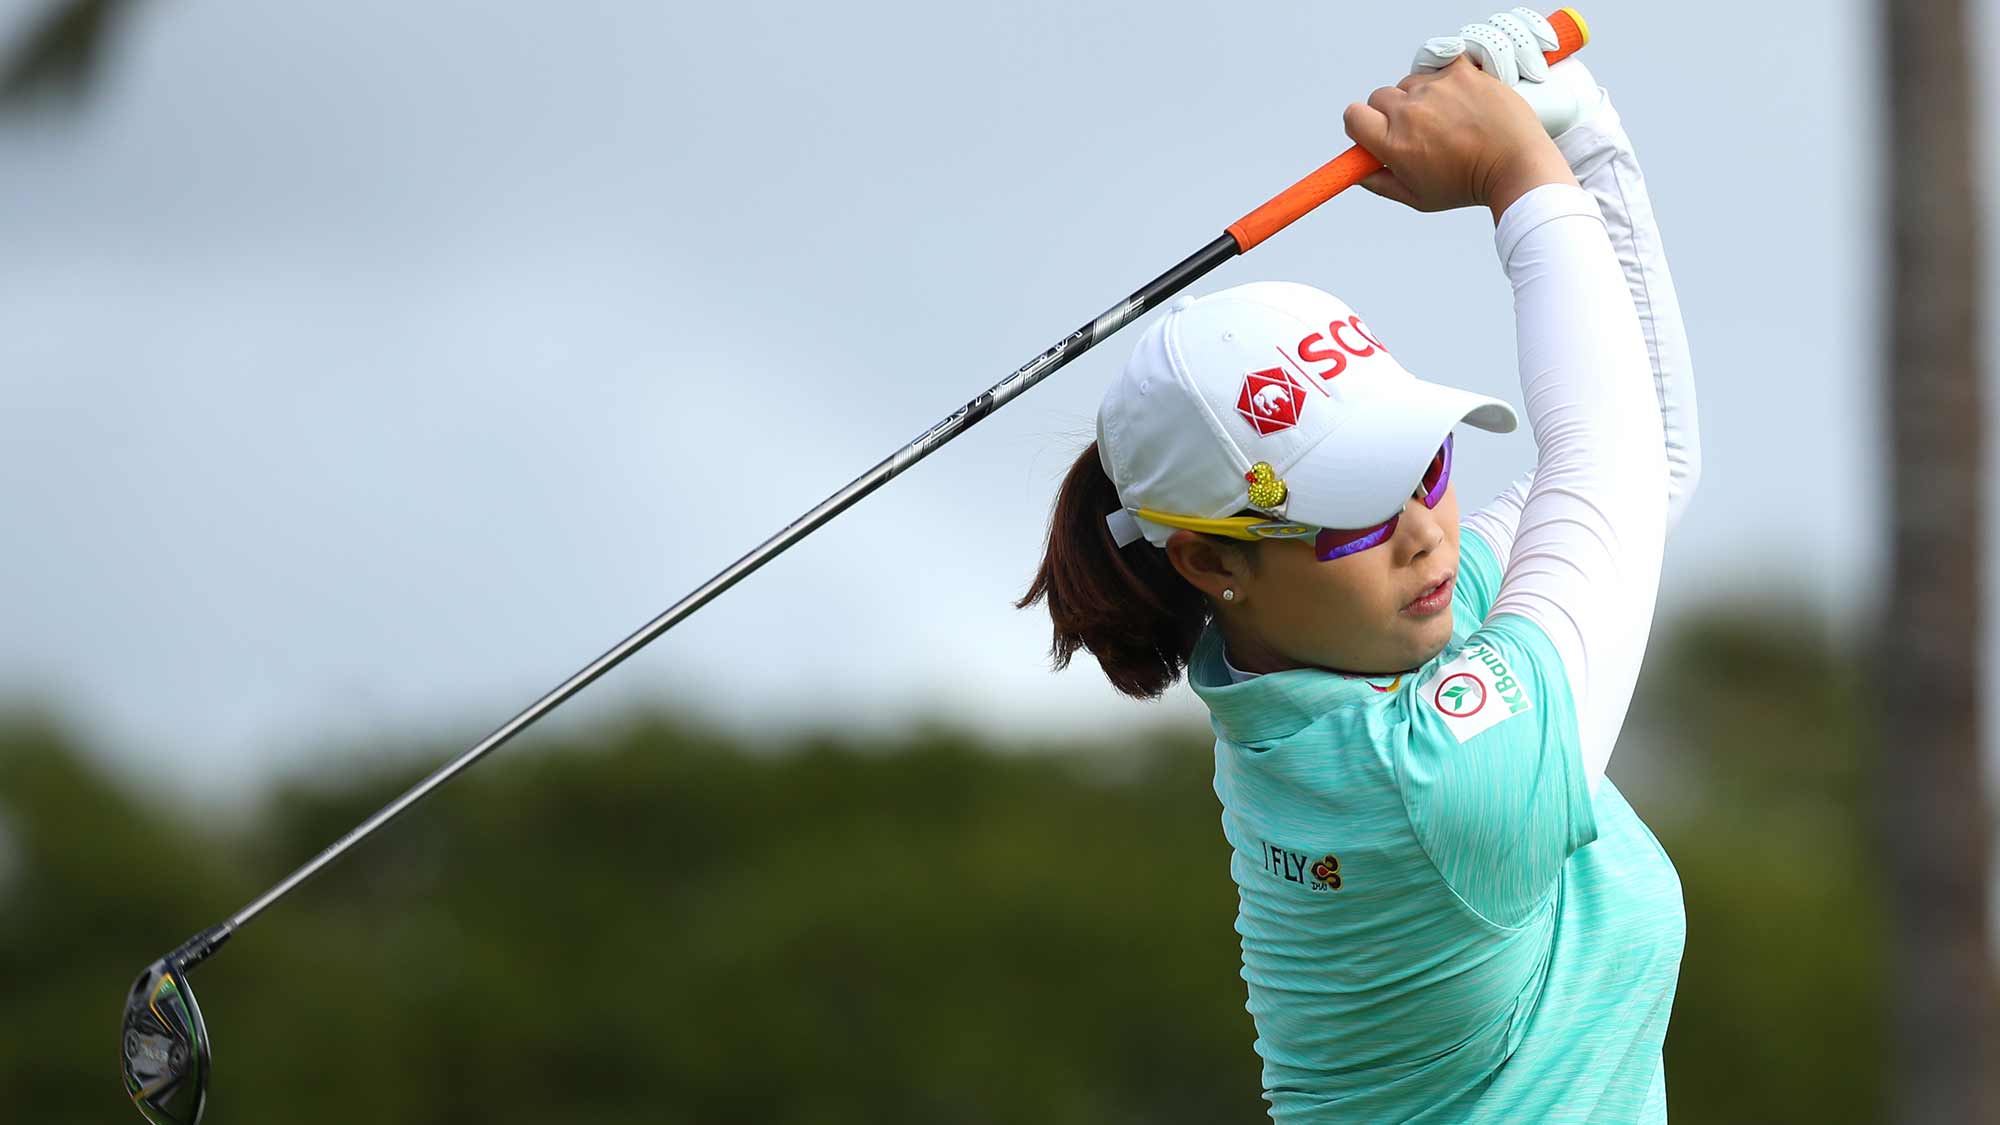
[1342,57,1576,219]
[1414,8,1604,138]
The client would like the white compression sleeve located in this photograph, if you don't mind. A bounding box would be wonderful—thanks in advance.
[1560,92,1702,528]
[1460,470,1536,562]
[1486,182,1668,795]
[1463,90,1700,564]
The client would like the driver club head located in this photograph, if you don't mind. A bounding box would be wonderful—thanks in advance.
[121,956,211,1125]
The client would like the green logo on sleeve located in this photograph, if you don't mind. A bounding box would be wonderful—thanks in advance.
[1466,643,1532,715]
[1418,639,1536,743]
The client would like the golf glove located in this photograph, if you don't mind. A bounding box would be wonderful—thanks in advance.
[1413,8,1603,138]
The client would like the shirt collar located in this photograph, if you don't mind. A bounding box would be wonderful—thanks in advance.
[1220,645,1262,685]
[1188,625,1399,743]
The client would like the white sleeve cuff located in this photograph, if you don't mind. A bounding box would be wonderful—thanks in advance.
[1493,182,1604,269]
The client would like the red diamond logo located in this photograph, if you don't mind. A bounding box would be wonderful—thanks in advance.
[1236,367,1306,436]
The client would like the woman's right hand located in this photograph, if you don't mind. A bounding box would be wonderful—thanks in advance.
[1342,56,1577,222]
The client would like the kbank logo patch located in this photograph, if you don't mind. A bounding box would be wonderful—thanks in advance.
[1434,673,1485,717]
[1416,639,1533,743]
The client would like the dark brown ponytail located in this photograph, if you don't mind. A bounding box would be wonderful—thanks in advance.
[1016,443,1224,699]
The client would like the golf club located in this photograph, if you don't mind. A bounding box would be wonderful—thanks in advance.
[119,11,1591,1121]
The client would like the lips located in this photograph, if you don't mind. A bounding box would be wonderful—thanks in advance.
[1403,572,1455,615]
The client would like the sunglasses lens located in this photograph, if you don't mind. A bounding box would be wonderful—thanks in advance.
[1421,434,1453,508]
[1315,515,1398,561]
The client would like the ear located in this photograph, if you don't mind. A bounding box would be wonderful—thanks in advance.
[1164,530,1254,602]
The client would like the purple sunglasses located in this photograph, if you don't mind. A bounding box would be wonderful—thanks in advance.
[1310,434,1453,561]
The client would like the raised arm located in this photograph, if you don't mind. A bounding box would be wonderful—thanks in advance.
[1485,183,1665,793]
[1385,177,1664,917]
[1349,37,1670,920]
[1559,92,1700,526]
[1348,41,1668,799]
[1462,55,1699,564]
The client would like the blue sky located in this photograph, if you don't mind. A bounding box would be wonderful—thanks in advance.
[1,0,1993,800]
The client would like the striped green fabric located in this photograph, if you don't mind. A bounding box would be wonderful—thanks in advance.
[1190,531,1685,1122]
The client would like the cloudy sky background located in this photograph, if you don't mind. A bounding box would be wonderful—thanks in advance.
[1,0,1993,802]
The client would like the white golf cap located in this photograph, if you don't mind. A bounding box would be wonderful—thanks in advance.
[1097,281,1517,548]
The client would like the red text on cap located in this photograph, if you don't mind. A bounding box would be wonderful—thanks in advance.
[1296,316,1388,382]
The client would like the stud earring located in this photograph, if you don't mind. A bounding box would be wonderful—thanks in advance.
[1221,589,1236,602]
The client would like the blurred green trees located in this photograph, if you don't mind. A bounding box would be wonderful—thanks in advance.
[1,608,1892,1123]
[1623,611,1887,1123]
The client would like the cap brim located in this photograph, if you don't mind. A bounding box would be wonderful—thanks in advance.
[1280,377,1516,529]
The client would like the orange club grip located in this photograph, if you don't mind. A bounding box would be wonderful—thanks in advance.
[1224,7,1591,253]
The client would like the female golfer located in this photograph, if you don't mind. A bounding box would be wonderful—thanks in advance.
[1021,11,1699,1122]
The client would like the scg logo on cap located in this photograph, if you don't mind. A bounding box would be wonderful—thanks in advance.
[1236,367,1308,436]
[1297,316,1387,382]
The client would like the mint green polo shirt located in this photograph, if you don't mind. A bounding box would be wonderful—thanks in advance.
[1191,530,1685,1123]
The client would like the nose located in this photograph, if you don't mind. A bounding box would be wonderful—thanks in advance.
[1392,491,1445,566]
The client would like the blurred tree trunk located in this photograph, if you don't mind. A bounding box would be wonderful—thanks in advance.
[1878,0,2000,1121]
[0,0,132,111]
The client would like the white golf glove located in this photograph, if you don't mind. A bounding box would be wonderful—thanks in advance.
[1413,7,1603,138]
